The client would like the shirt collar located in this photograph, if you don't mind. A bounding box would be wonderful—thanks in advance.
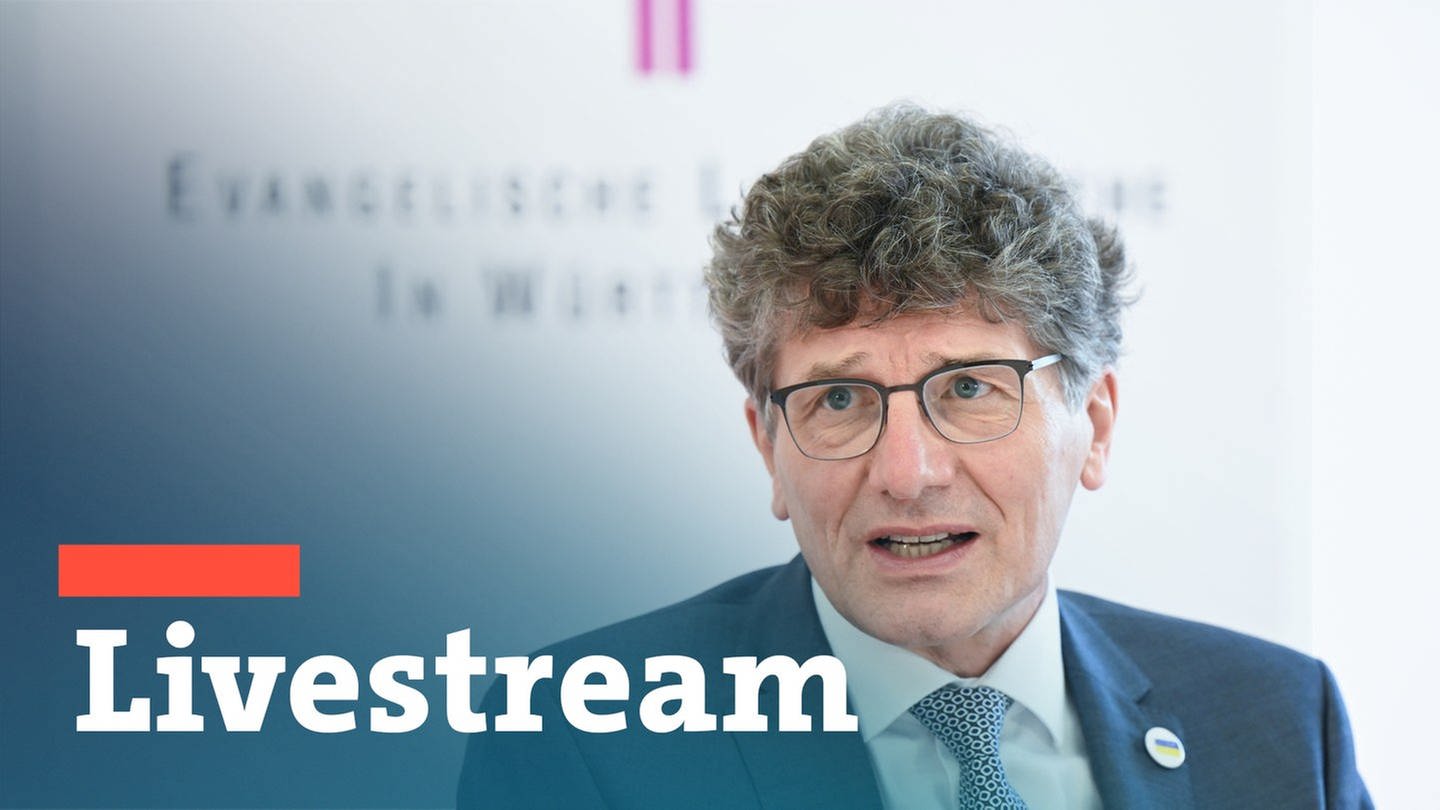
[812,575,1069,748]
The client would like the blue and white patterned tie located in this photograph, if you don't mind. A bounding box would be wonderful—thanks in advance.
[910,685,1028,810]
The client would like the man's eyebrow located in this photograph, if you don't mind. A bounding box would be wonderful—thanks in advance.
[923,351,999,368]
[803,353,871,380]
[801,351,1007,382]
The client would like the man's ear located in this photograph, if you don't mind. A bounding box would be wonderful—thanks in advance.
[1079,368,1118,491]
[744,398,789,520]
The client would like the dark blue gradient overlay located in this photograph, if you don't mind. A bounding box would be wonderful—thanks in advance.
[0,6,785,807]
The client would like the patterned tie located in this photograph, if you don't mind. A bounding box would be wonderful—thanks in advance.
[909,685,1028,809]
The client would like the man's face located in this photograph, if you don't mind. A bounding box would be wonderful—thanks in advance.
[746,308,1117,675]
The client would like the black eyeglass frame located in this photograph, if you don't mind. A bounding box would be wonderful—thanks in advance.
[767,353,1066,460]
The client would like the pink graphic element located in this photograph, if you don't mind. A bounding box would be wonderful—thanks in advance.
[638,0,653,73]
[636,0,693,75]
[677,0,691,73]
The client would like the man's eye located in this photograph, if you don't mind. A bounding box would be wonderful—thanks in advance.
[823,386,856,410]
[951,376,990,399]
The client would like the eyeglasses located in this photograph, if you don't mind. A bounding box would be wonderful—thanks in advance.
[768,354,1064,460]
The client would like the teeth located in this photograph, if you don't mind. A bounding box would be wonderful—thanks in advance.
[885,532,951,544]
[878,533,971,559]
[887,536,958,558]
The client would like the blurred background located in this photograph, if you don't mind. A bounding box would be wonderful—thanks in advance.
[1,1,1434,806]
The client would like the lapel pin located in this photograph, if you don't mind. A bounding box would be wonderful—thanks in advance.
[1144,726,1186,769]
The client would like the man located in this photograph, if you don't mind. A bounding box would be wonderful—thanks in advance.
[458,105,1370,808]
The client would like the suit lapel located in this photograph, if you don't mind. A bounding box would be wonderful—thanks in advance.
[1060,593,1196,809]
[725,556,884,809]
[722,564,1199,808]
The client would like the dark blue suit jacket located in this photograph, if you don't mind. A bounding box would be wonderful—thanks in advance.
[458,556,1371,808]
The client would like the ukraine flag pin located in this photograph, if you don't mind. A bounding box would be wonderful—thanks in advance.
[1145,726,1186,769]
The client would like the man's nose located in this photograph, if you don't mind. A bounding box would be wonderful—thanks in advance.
[866,391,955,501]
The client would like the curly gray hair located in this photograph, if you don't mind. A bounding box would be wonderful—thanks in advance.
[705,104,1132,416]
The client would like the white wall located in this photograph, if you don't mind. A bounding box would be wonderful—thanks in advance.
[1313,2,1440,806]
[2,0,1431,804]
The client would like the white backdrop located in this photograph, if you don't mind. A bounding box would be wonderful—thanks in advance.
[1313,2,1440,807]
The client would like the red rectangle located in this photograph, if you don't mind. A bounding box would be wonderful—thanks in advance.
[58,544,300,597]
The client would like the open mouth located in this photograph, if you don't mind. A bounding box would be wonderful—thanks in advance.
[871,531,978,559]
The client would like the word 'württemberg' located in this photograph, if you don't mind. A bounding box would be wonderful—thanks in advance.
[76,622,857,734]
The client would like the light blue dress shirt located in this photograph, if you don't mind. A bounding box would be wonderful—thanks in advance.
[813,576,1103,810]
